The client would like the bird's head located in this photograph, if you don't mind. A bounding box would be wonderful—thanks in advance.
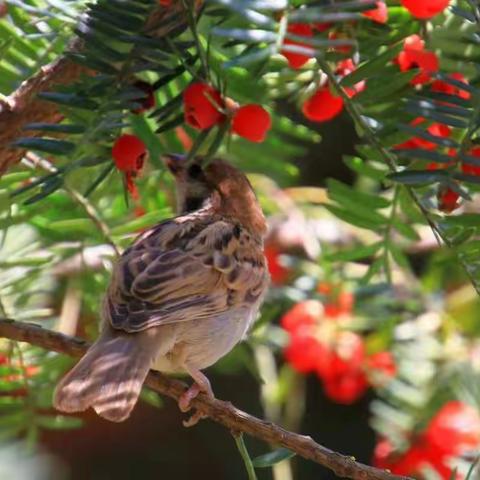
[162,154,267,237]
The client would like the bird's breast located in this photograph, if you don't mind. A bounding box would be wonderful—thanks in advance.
[151,304,259,374]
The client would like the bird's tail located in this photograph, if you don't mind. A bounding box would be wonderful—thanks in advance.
[53,328,159,422]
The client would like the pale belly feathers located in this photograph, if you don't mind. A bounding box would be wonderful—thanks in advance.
[151,303,259,374]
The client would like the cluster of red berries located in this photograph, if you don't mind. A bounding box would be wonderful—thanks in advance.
[374,401,480,478]
[392,35,472,213]
[281,21,375,123]
[281,288,396,404]
[396,34,439,85]
[280,0,450,124]
[183,82,272,143]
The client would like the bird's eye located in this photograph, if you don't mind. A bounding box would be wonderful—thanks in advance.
[188,164,203,179]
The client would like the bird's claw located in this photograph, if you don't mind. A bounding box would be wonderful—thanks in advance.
[178,382,213,427]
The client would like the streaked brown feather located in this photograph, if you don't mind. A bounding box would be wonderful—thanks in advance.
[104,208,268,333]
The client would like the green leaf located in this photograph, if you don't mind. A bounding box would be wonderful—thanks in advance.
[156,114,184,134]
[23,123,86,134]
[395,148,455,164]
[205,121,231,160]
[67,53,119,75]
[343,156,387,181]
[451,5,477,22]
[289,11,361,23]
[212,28,276,43]
[397,124,459,149]
[452,173,480,185]
[24,177,64,205]
[324,204,385,230]
[355,70,417,103]
[37,92,99,109]
[404,104,468,128]
[47,219,95,234]
[442,214,480,227]
[388,170,449,185]
[223,45,274,69]
[392,219,420,241]
[139,389,163,408]
[326,242,383,262]
[341,43,403,88]
[434,72,479,95]
[12,138,75,155]
[111,209,170,235]
[216,0,286,11]
[36,415,83,430]
[0,172,32,187]
[327,179,391,210]
[389,243,410,269]
[252,448,296,468]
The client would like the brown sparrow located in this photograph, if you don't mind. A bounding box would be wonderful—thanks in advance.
[54,155,269,425]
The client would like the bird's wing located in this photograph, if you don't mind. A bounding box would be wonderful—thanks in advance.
[105,215,268,333]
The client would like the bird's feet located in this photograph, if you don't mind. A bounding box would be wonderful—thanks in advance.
[178,368,214,427]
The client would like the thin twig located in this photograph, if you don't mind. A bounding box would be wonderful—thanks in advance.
[233,433,258,480]
[65,187,120,257]
[0,318,412,480]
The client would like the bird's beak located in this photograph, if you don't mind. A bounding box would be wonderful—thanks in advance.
[162,153,187,175]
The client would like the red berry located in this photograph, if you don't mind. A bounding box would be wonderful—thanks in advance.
[336,59,366,97]
[112,134,147,172]
[362,1,388,23]
[373,439,431,476]
[328,31,353,54]
[374,402,480,478]
[313,22,332,32]
[366,351,397,385]
[317,282,332,295]
[404,34,425,51]
[397,35,439,85]
[280,300,323,334]
[264,245,290,285]
[231,104,272,143]
[323,371,368,404]
[462,147,480,176]
[319,332,368,404]
[432,72,471,100]
[302,86,344,122]
[437,186,460,213]
[183,82,225,130]
[281,23,314,69]
[320,332,365,380]
[284,333,326,373]
[395,117,451,150]
[401,0,450,18]
[131,81,156,114]
[425,401,480,455]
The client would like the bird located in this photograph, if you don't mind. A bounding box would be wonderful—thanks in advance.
[53,154,269,425]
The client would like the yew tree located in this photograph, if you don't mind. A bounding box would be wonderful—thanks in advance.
[1,0,480,479]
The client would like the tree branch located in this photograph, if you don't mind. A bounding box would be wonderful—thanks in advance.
[0,2,198,176]
[0,318,410,480]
